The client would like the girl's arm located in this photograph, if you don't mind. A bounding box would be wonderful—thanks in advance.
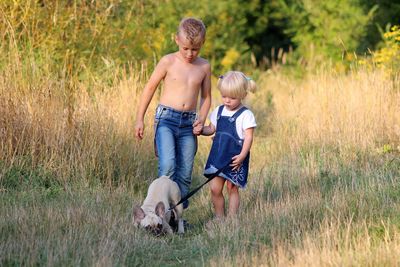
[231,127,254,170]
[134,57,169,140]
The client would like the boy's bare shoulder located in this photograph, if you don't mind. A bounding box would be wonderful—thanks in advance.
[195,57,211,72]
[159,53,177,65]
[196,57,210,66]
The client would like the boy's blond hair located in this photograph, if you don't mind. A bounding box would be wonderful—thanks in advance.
[177,17,206,45]
[217,71,257,99]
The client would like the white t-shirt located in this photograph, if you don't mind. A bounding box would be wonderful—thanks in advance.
[209,105,257,139]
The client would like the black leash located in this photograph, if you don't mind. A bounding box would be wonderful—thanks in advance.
[168,163,231,211]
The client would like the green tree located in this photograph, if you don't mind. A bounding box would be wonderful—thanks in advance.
[279,0,372,63]
[358,0,400,52]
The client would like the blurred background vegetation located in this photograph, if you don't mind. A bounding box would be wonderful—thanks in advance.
[0,0,399,79]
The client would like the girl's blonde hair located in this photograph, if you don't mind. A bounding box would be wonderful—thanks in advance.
[217,71,257,99]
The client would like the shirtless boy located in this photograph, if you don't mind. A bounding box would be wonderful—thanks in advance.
[135,17,211,209]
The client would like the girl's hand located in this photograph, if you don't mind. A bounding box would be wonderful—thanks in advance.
[192,119,203,135]
[230,153,247,171]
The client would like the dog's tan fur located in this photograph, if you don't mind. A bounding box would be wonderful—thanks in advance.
[133,176,184,234]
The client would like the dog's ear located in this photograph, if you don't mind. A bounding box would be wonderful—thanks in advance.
[155,201,165,218]
[133,206,145,226]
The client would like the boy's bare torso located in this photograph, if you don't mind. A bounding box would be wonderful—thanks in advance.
[160,52,209,111]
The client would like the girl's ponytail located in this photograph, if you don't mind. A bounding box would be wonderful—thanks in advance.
[246,78,257,93]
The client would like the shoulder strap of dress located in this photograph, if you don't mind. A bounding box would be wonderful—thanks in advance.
[216,105,224,120]
[230,106,248,121]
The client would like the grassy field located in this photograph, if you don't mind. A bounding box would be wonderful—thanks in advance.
[1,62,400,266]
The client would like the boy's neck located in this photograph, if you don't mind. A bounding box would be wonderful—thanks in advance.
[175,52,198,64]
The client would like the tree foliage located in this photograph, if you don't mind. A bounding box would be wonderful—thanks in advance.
[279,0,372,62]
[0,0,398,77]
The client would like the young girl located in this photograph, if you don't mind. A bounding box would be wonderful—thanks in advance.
[202,71,257,219]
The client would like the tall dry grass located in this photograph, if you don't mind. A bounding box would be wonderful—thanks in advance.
[251,68,399,155]
[1,52,400,265]
[245,69,399,198]
[0,59,158,189]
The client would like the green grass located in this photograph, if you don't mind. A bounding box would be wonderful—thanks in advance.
[1,148,399,266]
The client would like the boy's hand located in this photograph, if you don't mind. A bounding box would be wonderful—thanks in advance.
[135,121,145,140]
[192,119,203,135]
[230,153,247,171]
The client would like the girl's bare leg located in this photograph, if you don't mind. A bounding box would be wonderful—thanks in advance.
[209,177,226,218]
[226,181,239,217]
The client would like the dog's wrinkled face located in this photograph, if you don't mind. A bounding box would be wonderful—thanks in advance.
[140,213,162,229]
[145,220,164,236]
[133,202,168,236]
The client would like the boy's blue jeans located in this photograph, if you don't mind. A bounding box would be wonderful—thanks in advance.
[154,104,197,208]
